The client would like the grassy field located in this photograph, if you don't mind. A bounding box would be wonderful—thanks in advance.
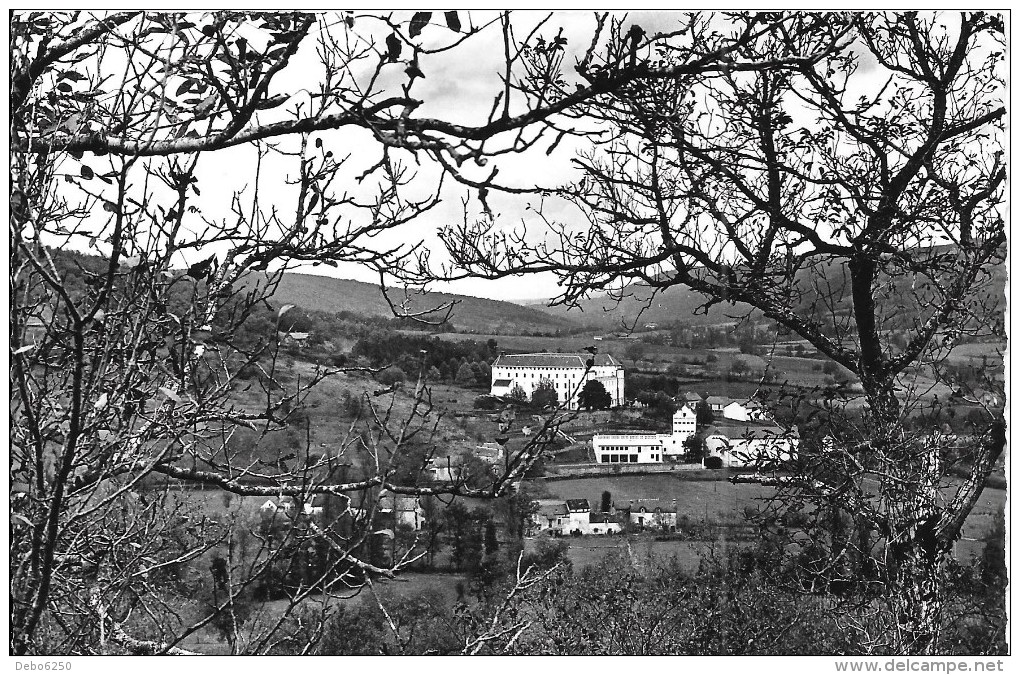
[176,571,470,654]
[533,473,1006,569]
[525,534,744,573]
[540,473,772,524]
[216,361,493,473]
[946,341,1005,364]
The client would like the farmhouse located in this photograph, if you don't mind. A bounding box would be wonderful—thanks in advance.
[703,422,798,468]
[278,331,311,346]
[565,499,592,533]
[530,499,623,536]
[532,499,569,535]
[592,404,697,463]
[619,499,679,531]
[473,442,505,467]
[679,391,704,406]
[490,352,625,409]
[427,443,505,481]
[378,489,425,530]
[705,395,729,413]
[588,513,623,535]
[722,399,769,421]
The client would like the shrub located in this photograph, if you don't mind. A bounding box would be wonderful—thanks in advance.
[508,384,528,403]
[704,456,723,470]
[579,380,612,410]
[531,379,558,408]
[455,362,476,385]
[341,389,364,418]
[377,366,406,386]
[474,395,500,410]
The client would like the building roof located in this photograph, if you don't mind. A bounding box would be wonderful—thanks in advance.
[705,395,730,405]
[474,443,504,464]
[566,498,591,512]
[724,399,763,410]
[706,422,797,440]
[536,500,568,518]
[681,392,704,402]
[622,499,678,514]
[590,512,620,524]
[492,379,513,387]
[379,490,421,512]
[492,353,621,369]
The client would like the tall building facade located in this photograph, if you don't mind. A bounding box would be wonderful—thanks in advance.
[490,352,624,409]
[591,405,697,463]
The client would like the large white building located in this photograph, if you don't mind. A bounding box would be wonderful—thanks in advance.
[592,405,697,464]
[490,353,624,409]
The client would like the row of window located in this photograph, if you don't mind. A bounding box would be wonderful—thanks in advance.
[598,453,660,463]
[497,366,587,371]
[496,372,583,379]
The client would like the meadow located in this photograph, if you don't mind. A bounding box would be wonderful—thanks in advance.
[532,472,1005,570]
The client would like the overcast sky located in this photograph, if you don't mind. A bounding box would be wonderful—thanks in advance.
[53,10,966,305]
[182,11,623,303]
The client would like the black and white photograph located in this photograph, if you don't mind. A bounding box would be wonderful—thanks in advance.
[8,8,1009,663]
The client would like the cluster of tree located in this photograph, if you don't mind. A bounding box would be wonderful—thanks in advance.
[636,322,779,354]
[351,332,499,386]
[499,379,612,412]
[11,9,1004,657]
[301,534,1004,655]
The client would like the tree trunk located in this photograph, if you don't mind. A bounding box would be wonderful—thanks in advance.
[889,538,947,655]
[865,380,951,655]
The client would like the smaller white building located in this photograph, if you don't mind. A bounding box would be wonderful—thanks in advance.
[621,499,679,531]
[703,423,798,468]
[588,513,623,535]
[592,405,696,463]
[532,499,570,534]
[564,499,592,534]
[705,396,729,413]
[722,400,769,422]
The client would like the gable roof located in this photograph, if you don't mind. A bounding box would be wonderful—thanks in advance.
[681,392,704,402]
[705,395,729,405]
[536,499,568,518]
[492,353,621,369]
[707,422,797,440]
[621,499,677,514]
[566,498,591,512]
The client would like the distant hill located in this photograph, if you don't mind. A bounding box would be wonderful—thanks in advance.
[30,247,580,335]
[537,285,759,329]
[268,273,581,335]
[535,250,1006,332]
